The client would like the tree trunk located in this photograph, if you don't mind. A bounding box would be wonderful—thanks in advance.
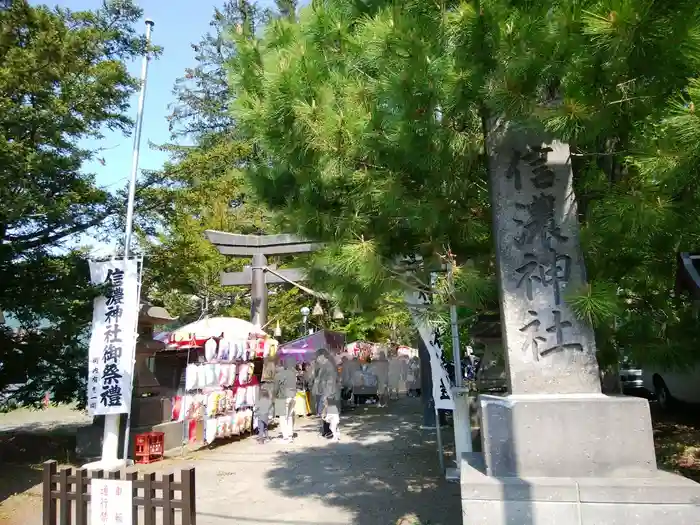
[600,364,622,394]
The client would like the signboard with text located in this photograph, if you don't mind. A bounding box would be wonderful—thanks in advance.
[87,259,139,416]
[91,479,133,525]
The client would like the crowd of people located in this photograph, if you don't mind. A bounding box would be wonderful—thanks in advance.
[341,351,421,404]
[254,348,421,445]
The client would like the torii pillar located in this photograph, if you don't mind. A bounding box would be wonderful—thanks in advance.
[205,230,322,327]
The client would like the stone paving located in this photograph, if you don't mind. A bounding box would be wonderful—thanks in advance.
[181,396,461,525]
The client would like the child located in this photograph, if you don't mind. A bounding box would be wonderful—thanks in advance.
[322,395,340,442]
[255,389,273,443]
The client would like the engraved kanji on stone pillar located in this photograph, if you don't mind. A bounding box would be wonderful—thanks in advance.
[487,120,600,395]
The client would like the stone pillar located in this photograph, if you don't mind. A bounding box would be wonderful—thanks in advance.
[488,123,600,394]
[479,121,652,476]
[459,120,700,525]
[250,252,268,328]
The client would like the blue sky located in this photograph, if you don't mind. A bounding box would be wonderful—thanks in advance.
[36,0,279,253]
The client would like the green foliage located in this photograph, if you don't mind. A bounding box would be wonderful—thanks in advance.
[167,0,273,140]
[230,1,491,261]
[142,0,407,346]
[0,0,154,404]
[566,282,621,330]
[229,0,495,327]
[228,0,700,370]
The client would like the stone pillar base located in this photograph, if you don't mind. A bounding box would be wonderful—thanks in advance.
[461,452,700,525]
[462,394,700,524]
[479,394,657,478]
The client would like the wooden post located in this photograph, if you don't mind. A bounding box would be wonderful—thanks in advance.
[75,468,89,525]
[143,472,156,525]
[181,468,197,525]
[161,473,175,525]
[58,467,72,524]
[42,461,57,525]
[126,471,139,525]
[89,469,104,525]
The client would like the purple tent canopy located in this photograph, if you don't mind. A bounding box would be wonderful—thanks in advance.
[279,330,346,360]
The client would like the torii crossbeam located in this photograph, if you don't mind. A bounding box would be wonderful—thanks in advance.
[204,230,323,327]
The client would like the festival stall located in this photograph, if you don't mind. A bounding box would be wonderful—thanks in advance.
[397,345,419,360]
[157,317,279,446]
[278,329,346,362]
[278,330,345,415]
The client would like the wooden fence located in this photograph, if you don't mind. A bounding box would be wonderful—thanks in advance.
[42,460,196,525]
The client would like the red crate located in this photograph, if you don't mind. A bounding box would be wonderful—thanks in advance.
[134,431,164,464]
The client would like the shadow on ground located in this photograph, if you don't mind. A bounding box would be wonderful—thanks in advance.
[651,402,700,482]
[0,423,83,503]
[263,398,462,525]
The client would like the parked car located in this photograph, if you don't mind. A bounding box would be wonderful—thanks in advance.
[473,350,659,400]
[641,365,700,410]
[619,363,651,398]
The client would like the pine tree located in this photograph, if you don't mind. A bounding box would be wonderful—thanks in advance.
[230,0,493,312]
[229,0,700,369]
[274,0,297,20]
[143,0,408,342]
[167,0,272,140]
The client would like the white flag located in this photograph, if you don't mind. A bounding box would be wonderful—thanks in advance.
[86,259,139,416]
[405,287,455,411]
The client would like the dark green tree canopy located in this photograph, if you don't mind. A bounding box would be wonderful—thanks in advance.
[229,0,700,367]
[143,0,412,345]
[0,0,155,404]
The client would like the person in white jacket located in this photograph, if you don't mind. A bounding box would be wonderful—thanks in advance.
[341,356,360,405]
[370,351,390,407]
[273,357,298,443]
[388,355,403,401]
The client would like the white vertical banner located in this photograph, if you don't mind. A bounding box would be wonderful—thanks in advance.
[405,280,455,411]
[87,259,139,416]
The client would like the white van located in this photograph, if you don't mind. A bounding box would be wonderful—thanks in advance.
[641,366,700,410]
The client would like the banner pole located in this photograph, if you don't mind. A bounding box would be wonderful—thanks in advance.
[98,19,154,468]
[435,408,445,474]
[121,256,144,462]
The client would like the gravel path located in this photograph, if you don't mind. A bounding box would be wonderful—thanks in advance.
[187,396,461,525]
[0,397,462,525]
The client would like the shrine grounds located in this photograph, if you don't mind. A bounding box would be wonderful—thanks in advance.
[0,397,461,525]
[0,397,699,525]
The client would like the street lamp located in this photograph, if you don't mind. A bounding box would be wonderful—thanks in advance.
[312,301,324,317]
[273,320,282,338]
[300,306,310,335]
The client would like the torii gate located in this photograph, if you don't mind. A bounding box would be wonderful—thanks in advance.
[206,230,441,429]
[204,230,323,327]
